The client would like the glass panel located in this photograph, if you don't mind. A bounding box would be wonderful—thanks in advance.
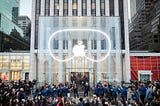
[0,0,24,37]
[16,56,22,70]
[0,56,2,69]
[24,56,30,70]
[38,17,122,84]
[72,4,77,9]
[10,56,16,70]
[140,74,150,81]
[2,56,9,69]
[10,56,22,70]
[10,71,21,81]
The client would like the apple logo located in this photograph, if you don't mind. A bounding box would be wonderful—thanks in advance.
[73,41,85,57]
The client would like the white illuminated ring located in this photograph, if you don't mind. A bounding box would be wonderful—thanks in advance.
[48,29,111,62]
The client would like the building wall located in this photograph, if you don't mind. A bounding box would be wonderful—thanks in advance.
[130,53,160,81]
[129,0,160,52]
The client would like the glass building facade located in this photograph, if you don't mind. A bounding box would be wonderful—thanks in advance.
[37,17,121,86]
[0,0,23,36]
[30,0,131,85]
[0,0,29,52]
[0,53,30,81]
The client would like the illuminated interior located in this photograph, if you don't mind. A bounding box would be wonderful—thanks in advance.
[0,53,30,81]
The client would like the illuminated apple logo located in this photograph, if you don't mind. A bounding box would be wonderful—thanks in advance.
[48,29,111,62]
[73,41,85,57]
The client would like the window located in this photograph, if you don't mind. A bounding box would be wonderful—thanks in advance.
[54,9,59,16]
[109,0,114,16]
[101,40,106,49]
[2,56,9,70]
[0,56,2,70]
[82,0,87,16]
[72,0,77,16]
[63,40,68,49]
[100,0,105,16]
[45,0,50,15]
[53,39,59,49]
[35,0,41,15]
[72,0,77,3]
[92,40,97,49]
[24,56,30,70]
[72,10,77,16]
[63,0,68,16]
[63,10,68,16]
[91,0,96,16]
[64,0,68,3]
[10,56,22,70]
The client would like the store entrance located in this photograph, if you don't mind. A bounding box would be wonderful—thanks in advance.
[10,71,21,81]
[70,72,89,85]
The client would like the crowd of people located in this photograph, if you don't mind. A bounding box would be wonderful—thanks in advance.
[0,79,36,106]
[0,78,160,106]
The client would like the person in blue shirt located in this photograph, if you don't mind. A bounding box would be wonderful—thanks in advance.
[132,87,139,105]
[96,80,102,88]
[139,82,147,104]
[53,85,58,99]
[41,87,47,97]
[120,84,127,106]
[63,85,69,98]
[98,85,104,99]
[48,86,54,98]
[145,84,153,105]
[108,83,113,102]
[93,85,99,97]
[33,89,39,98]
[57,84,63,97]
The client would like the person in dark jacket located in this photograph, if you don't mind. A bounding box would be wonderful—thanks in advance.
[78,97,84,106]
[73,83,79,98]
[18,88,26,103]
[84,82,90,97]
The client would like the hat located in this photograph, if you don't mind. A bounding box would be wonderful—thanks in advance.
[79,97,83,101]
